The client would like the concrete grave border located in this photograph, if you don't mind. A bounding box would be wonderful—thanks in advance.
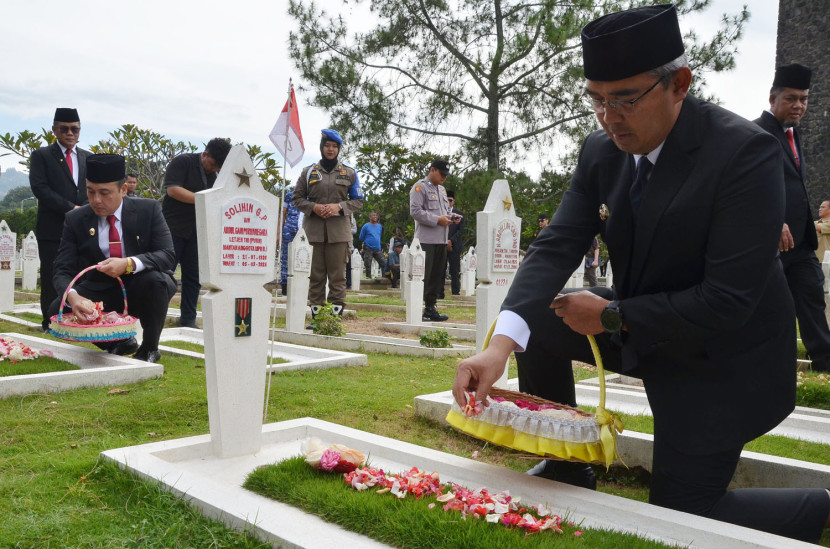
[0,332,162,399]
[268,328,475,358]
[101,417,812,548]
[414,379,830,490]
[158,327,368,371]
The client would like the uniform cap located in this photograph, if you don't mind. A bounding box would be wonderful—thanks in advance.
[581,4,684,82]
[773,63,812,89]
[86,154,126,183]
[320,129,343,145]
[54,108,80,123]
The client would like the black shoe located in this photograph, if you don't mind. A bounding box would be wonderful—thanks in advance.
[133,348,161,363]
[179,320,198,329]
[108,337,139,356]
[422,306,448,322]
[527,459,596,490]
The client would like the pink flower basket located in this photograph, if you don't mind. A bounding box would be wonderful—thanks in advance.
[49,265,138,343]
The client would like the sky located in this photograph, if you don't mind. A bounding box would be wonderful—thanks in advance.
[0,0,779,182]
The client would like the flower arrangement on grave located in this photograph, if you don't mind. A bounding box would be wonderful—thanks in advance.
[300,438,583,537]
[0,337,54,363]
[446,327,622,467]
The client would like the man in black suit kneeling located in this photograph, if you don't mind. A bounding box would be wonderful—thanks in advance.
[49,154,177,363]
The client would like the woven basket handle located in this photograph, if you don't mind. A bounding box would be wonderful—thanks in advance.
[481,319,606,404]
[57,264,129,322]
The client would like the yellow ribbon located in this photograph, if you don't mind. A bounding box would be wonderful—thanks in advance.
[595,407,624,468]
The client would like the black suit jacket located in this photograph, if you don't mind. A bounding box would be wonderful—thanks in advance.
[54,197,176,297]
[503,95,795,454]
[754,110,816,250]
[29,142,91,242]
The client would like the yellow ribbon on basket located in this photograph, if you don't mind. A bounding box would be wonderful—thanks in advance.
[451,320,622,468]
[587,333,624,468]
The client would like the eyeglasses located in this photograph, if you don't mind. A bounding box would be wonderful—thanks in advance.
[584,76,666,114]
[56,125,81,134]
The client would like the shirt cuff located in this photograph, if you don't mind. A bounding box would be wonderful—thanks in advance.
[492,310,530,352]
[131,257,146,273]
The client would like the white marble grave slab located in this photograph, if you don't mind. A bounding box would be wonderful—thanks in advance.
[101,417,811,549]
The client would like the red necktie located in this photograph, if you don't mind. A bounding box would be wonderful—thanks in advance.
[107,215,123,258]
[65,148,73,175]
[786,128,799,168]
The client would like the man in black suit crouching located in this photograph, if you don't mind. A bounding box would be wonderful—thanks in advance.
[453,4,829,543]
[29,108,91,331]
[49,154,177,363]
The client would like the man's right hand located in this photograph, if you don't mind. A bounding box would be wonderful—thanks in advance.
[452,335,514,408]
[780,223,795,252]
[437,215,452,226]
[66,292,98,322]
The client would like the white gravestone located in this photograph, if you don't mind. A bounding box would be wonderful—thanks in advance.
[350,248,363,292]
[605,261,614,289]
[0,221,16,312]
[405,238,426,325]
[463,247,476,297]
[399,244,409,301]
[195,145,279,458]
[460,253,469,294]
[21,231,39,291]
[371,259,381,279]
[286,229,312,333]
[476,181,521,387]
[823,252,830,324]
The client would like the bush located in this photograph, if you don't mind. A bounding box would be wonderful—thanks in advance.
[311,302,345,336]
[419,329,452,348]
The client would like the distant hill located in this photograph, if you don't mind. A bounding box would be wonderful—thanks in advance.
[0,168,29,198]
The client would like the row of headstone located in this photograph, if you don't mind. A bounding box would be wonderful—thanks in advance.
[564,261,585,289]
[460,248,476,296]
[399,243,410,302]
[370,259,381,279]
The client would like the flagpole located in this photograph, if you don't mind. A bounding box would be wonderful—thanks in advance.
[265,78,295,422]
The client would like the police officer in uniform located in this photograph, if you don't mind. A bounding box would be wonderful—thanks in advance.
[293,129,364,320]
[410,159,461,321]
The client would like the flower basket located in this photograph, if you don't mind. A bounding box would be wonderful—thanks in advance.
[446,327,622,467]
[49,265,138,343]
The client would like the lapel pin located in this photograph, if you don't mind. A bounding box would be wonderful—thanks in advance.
[599,204,610,221]
[89,228,95,236]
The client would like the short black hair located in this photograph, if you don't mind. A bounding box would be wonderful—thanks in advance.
[126,173,137,179]
[205,138,232,167]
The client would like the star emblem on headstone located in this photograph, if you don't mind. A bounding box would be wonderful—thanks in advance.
[235,168,253,187]
[502,196,512,211]
[300,234,306,242]
[236,318,249,335]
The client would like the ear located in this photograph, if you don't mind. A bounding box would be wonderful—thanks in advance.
[671,67,692,102]
[768,93,776,107]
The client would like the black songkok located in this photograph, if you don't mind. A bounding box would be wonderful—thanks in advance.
[773,64,812,90]
[86,154,126,183]
[54,108,80,123]
[581,4,684,82]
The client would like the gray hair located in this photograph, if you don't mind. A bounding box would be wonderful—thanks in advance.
[647,53,689,86]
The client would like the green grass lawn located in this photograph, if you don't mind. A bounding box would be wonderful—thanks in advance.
[2,301,830,546]
[0,355,79,376]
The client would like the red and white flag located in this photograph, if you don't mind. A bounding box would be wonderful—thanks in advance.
[269,84,305,167]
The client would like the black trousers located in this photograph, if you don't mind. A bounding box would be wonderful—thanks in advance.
[49,270,176,353]
[447,249,461,295]
[172,234,200,325]
[422,243,447,307]
[39,240,60,330]
[780,247,830,371]
[515,286,829,543]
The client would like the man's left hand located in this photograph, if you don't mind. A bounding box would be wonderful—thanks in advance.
[550,291,608,335]
[97,257,129,278]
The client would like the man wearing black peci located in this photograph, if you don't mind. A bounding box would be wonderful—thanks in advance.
[453,4,830,543]
[754,64,830,372]
[29,108,91,331]
[50,154,177,363]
